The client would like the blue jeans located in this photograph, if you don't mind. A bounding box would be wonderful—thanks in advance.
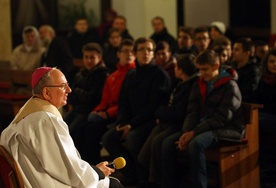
[162,131,217,188]
[87,113,104,123]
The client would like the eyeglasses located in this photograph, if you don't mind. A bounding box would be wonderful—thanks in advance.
[137,48,154,53]
[45,82,69,90]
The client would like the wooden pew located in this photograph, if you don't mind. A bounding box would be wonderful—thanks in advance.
[0,69,32,118]
[0,69,12,93]
[178,103,263,188]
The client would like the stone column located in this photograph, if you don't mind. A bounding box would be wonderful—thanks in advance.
[0,0,12,62]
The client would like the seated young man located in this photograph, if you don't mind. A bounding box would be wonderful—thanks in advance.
[64,43,109,137]
[76,39,136,165]
[232,37,261,102]
[161,49,244,188]
[137,53,199,187]
[102,37,171,186]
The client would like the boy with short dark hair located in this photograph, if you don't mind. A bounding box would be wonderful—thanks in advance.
[64,42,109,141]
[137,53,199,187]
[76,39,136,165]
[232,37,261,102]
[154,41,176,78]
[162,49,244,188]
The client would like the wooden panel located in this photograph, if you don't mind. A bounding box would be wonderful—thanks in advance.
[0,69,12,84]
[10,70,32,86]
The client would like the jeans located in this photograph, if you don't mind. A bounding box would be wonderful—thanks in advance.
[87,113,104,123]
[162,131,217,188]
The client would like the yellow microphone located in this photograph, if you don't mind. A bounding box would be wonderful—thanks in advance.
[108,157,126,169]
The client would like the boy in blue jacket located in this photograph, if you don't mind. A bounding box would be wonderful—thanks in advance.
[162,49,244,188]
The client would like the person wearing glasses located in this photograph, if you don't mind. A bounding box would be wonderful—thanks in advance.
[64,43,109,142]
[193,26,211,55]
[0,67,123,188]
[102,37,171,186]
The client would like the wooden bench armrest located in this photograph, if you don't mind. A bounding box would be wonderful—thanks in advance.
[242,103,263,124]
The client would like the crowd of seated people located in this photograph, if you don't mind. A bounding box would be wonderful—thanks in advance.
[2,15,276,188]
[70,39,136,166]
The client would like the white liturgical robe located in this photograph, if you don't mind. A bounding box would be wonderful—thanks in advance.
[1,97,109,188]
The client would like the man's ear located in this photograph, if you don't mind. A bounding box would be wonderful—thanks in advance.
[214,61,220,70]
[99,56,102,62]
[117,51,120,58]
[42,87,50,100]
[245,50,251,58]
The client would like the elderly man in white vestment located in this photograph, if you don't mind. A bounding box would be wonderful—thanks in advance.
[0,67,124,188]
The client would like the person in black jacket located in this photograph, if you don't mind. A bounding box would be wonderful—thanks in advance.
[101,15,134,45]
[162,50,244,188]
[64,43,109,143]
[39,25,74,84]
[137,53,199,187]
[254,48,276,185]
[103,28,122,73]
[150,16,178,54]
[102,37,171,186]
[231,37,261,102]
[67,18,101,58]
[112,15,134,41]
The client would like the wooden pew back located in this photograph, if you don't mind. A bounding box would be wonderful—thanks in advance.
[207,103,263,188]
[0,69,32,120]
